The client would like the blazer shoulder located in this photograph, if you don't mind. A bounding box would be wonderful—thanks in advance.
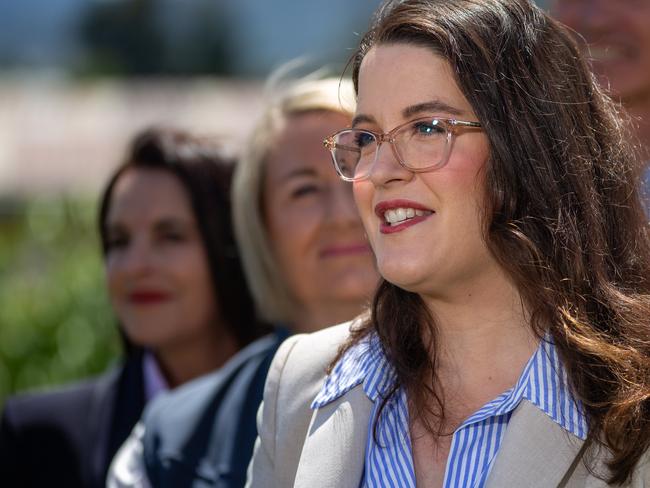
[631,448,650,484]
[270,321,354,397]
[144,331,284,428]
[1,366,121,429]
[249,321,355,487]
[141,331,286,486]
[0,362,132,488]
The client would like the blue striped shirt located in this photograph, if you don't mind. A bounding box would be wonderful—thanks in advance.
[311,333,588,488]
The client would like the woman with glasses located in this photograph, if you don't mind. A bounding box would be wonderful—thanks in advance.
[247,0,650,486]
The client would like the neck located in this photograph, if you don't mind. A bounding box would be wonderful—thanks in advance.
[420,265,538,407]
[155,327,239,388]
[293,300,366,334]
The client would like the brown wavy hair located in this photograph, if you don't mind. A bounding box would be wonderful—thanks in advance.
[335,0,650,482]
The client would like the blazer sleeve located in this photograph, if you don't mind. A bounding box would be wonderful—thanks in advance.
[0,402,23,485]
[246,334,302,488]
[246,322,354,488]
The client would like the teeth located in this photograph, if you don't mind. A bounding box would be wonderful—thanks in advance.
[384,207,431,225]
[385,210,397,223]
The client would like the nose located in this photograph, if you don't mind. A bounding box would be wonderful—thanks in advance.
[326,180,363,228]
[114,236,154,278]
[367,140,413,188]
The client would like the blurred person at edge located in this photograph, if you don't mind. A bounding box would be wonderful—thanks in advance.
[107,77,379,488]
[553,0,650,200]
[0,127,271,488]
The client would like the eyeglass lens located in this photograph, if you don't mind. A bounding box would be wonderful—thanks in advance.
[332,118,450,180]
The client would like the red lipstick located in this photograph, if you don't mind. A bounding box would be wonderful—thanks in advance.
[320,243,371,258]
[375,199,434,235]
[128,291,171,305]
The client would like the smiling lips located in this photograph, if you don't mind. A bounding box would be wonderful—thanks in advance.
[320,243,371,258]
[128,290,172,305]
[375,199,434,234]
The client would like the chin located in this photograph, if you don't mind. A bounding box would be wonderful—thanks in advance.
[329,283,375,305]
[378,258,426,286]
[330,268,378,290]
[122,320,174,349]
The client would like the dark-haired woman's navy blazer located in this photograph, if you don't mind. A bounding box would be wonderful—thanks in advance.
[139,330,289,488]
[0,353,146,488]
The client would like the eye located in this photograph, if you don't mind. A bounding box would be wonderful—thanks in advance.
[354,131,376,148]
[161,231,185,243]
[106,231,129,251]
[155,222,191,245]
[291,184,320,199]
[412,119,446,136]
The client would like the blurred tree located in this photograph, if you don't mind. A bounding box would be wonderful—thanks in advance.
[77,0,233,76]
[0,198,120,407]
[163,2,233,75]
[78,0,163,75]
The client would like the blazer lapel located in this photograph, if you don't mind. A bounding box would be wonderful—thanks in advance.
[486,400,585,488]
[294,384,373,488]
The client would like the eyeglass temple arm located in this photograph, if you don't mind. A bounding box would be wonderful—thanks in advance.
[451,120,482,128]
[323,138,361,154]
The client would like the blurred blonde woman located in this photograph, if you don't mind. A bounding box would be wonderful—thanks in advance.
[108,76,378,488]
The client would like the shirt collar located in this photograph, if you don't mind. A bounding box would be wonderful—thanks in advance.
[143,350,170,402]
[311,332,587,441]
[312,332,393,408]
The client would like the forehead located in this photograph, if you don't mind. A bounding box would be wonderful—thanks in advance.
[108,168,193,223]
[356,43,475,123]
[265,111,350,180]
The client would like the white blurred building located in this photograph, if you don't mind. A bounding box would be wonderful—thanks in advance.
[0,77,264,196]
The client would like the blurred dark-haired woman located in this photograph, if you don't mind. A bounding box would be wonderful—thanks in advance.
[0,127,270,488]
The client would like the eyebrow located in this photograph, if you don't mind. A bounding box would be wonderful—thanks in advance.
[154,218,190,233]
[280,167,319,182]
[352,99,465,128]
[351,114,375,127]
[107,217,190,235]
[402,100,464,119]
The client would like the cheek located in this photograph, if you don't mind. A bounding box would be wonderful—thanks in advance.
[352,181,375,226]
[104,257,124,298]
[427,149,487,200]
[267,198,323,260]
[174,247,213,294]
[185,271,217,320]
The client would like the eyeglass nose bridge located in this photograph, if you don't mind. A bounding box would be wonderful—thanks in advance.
[371,132,405,171]
[376,132,394,144]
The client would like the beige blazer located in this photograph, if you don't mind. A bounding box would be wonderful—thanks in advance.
[246,322,650,487]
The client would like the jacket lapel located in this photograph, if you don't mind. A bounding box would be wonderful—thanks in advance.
[294,384,373,488]
[486,400,585,488]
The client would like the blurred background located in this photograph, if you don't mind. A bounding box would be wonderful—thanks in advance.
[0,0,549,404]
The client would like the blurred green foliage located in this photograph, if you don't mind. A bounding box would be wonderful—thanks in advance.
[77,0,234,77]
[0,197,121,407]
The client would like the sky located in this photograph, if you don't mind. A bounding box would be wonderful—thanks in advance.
[0,0,381,77]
